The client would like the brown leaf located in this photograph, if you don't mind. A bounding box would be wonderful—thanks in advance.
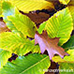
[35,31,69,60]
[19,11,50,24]
[0,21,11,33]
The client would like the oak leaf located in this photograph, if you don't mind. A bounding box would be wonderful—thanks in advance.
[35,31,69,60]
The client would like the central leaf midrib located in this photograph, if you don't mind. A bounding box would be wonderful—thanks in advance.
[19,56,49,74]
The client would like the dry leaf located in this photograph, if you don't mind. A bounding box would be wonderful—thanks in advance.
[0,21,10,33]
[35,31,69,60]
[19,11,50,24]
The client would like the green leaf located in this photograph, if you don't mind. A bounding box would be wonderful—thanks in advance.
[16,40,40,56]
[59,63,74,74]
[2,1,18,32]
[29,40,40,53]
[0,1,2,15]
[6,21,17,31]
[52,49,74,63]
[2,1,15,21]
[45,7,73,46]
[0,32,40,55]
[62,35,74,49]
[0,54,50,74]
[59,0,70,5]
[8,10,37,38]
[8,0,54,13]
[0,49,11,69]
[37,22,46,34]
[68,0,74,29]
[52,55,74,74]
[68,6,74,29]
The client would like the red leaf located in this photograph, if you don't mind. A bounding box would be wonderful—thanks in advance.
[35,31,69,60]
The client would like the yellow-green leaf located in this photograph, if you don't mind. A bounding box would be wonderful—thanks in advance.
[8,0,54,13]
[68,0,74,5]
[52,49,74,63]
[8,10,37,38]
[0,32,40,55]
[45,7,73,46]
[59,0,70,5]
[1,1,19,32]
[0,1,2,15]
[59,63,74,74]
[68,0,74,29]
[0,49,11,69]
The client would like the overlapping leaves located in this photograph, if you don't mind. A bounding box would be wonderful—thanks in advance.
[7,0,54,13]
[52,32,74,74]
[52,49,74,63]
[0,21,10,33]
[0,54,50,74]
[0,1,74,74]
[57,0,74,29]
[7,9,37,38]
[0,32,40,56]
[68,0,74,29]
[59,0,70,5]
[2,1,17,32]
[35,31,69,60]
[38,7,73,46]
[0,49,11,69]
[62,35,74,49]
[2,1,37,37]
[52,35,74,63]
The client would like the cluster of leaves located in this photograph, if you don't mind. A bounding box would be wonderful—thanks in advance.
[0,0,74,74]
